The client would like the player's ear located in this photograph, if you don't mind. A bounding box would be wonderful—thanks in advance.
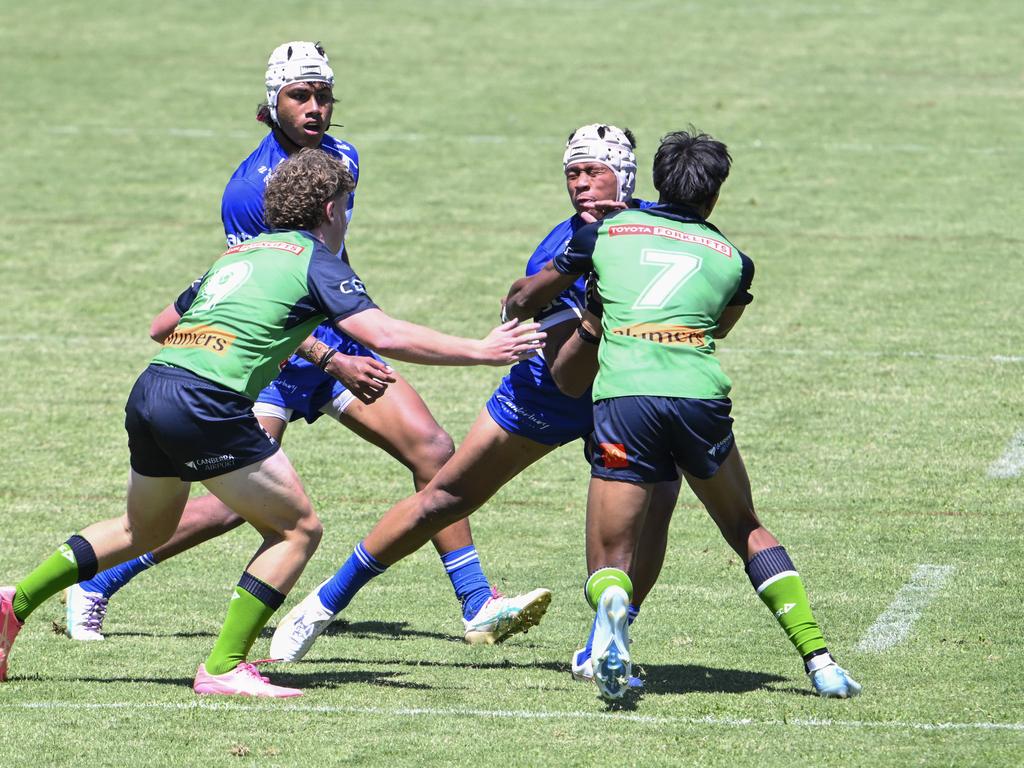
[322,198,336,224]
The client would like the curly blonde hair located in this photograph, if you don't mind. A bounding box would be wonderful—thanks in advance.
[264,148,355,231]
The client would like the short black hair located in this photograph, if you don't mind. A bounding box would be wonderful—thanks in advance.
[652,129,731,210]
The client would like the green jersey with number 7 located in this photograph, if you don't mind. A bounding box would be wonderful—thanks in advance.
[551,204,755,401]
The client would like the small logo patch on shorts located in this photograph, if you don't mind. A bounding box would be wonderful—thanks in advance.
[600,442,629,468]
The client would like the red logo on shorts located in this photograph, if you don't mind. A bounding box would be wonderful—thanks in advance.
[600,442,629,469]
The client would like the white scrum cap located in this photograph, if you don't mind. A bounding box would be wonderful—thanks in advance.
[563,123,637,202]
[265,41,334,124]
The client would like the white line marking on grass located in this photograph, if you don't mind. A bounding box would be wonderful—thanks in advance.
[41,125,1022,155]
[856,564,955,653]
[988,430,1024,479]
[5,701,1024,732]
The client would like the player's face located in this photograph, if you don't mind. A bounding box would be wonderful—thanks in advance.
[565,162,619,213]
[276,81,335,150]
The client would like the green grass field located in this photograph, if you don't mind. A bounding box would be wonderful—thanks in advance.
[2,1,1023,765]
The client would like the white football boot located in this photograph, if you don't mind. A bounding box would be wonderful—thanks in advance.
[269,581,336,662]
[591,586,631,701]
[65,584,108,641]
[463,587,551,645]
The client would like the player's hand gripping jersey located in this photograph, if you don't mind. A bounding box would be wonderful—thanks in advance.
[552,204,754,402]
[154,231,377,400]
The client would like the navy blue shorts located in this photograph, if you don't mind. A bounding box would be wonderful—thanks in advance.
[255,324,384,424]
[125,364,280,481]
[590,396,735,483]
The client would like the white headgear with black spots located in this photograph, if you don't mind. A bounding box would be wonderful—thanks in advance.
[265,41,334,124]
[563,123,637,202]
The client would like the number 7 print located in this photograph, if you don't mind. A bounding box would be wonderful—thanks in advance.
[632,249,702,309]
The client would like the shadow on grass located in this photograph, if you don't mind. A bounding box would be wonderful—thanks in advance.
[42,661,793,699]
[316,619,456,643]
[635,662,788,696]
[98,630,218,639]
[310,655,565,674]
[72,667,434,691]
[588,663,791,710]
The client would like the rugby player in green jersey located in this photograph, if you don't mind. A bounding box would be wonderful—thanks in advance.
[0,149,544,697]
[504,129,861,702]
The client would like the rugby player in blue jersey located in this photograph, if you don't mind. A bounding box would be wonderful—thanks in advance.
[65,41,549,647]
[271,125,681,680]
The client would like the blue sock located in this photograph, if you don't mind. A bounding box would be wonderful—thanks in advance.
[77,553,158,598]
[582,602,640,661]
[440,545,492,620]
[317,542,388,614]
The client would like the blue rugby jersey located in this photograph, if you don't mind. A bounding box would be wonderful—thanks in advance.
[221,132,360,247]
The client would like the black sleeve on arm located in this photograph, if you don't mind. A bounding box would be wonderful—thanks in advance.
[551,222,600,275]
[306,250,379,322]
[728,252,755,306]
[174,274,207,315]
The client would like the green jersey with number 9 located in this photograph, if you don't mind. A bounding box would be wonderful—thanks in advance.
[552,205,754,401]
[152,230,378,400]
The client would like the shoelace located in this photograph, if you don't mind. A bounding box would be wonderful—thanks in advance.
[81,595,109,632]
[235,663,265,681]
[290,616,319,642]
[248,659,276,683]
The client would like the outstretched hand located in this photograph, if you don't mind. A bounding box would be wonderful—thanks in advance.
[323,354,396,404]
[479,318,546,365]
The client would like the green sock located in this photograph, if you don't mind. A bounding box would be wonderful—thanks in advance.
[757,574,827,656]
[13,538,96,622]
[585,567,633,611]
[204,575,283,676]
[746,546,827,658]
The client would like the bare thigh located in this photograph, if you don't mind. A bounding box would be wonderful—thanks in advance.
[337,372,453,487]
[361,410,556,564]
[684,446,778,559]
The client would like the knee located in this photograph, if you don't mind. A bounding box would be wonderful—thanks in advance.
[296,510,324,553]
[413,486,472,531]
[409,427,455,479]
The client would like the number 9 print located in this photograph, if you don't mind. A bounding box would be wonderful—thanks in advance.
[192,261,254,312]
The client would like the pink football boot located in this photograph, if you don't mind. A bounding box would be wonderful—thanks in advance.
[193,662,302,698]
[1,586,25,682]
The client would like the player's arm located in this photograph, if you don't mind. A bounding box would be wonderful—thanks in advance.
[716,252,755,340]
[150,304,182,343]
[309,254,544,367]
[294,336,395,405]
[221,178,265,247]
[503,261,579,322]
[546,310,602,398]
[338,309,544,367]
[504,223,598,321]
[547,273,604,396]
[715,305,745,339]
[150,273,208,343]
